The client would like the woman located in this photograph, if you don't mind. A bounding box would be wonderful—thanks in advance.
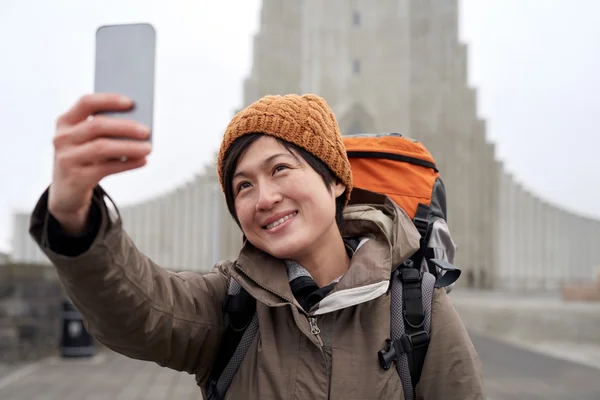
[30,93,485,399]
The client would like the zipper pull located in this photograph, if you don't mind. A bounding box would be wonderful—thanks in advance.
[309,316,321,335]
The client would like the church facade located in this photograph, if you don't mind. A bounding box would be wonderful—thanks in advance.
[12,0,600,291]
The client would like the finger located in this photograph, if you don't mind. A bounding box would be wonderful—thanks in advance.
[89,156,148,181]
[57,93,133,128]
[67,138,152,165]
[58,116,150,145]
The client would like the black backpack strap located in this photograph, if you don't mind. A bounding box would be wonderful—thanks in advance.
[411,203,438,276]
[413,203,431,241]
[398,266,430,388]
[206,283,257,400]
[378,261,435,400]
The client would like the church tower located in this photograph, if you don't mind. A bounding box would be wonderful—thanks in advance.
[242,0,500,286]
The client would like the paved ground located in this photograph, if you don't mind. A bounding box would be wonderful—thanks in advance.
[0,351,200,400]
[0,334,599,399]
[472,333,600,400]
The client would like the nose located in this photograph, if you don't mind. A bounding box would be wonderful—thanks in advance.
[255,181,282,211]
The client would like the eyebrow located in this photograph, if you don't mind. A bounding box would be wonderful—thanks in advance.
[233,152,294,180]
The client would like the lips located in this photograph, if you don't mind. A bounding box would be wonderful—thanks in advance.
[263,211,298,230]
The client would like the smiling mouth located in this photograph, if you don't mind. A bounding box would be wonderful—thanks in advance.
[264,212,298,230]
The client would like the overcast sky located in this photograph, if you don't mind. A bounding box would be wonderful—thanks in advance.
[1,0,599,253]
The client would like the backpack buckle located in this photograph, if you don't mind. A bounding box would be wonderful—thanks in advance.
[378,338,400,371]
[400,331,430,353]
[378,331,431,371]
[398,268,422,284]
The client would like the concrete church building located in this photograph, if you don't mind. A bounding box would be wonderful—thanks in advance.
[11,0,600,291]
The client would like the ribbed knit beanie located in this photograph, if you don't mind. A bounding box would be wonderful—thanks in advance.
[217,94,353,206]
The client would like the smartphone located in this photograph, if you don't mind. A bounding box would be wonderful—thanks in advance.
[94,23,156,141]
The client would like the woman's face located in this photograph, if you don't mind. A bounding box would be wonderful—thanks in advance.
[232,136,346,260]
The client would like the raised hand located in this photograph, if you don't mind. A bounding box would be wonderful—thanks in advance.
[48,93,152,235]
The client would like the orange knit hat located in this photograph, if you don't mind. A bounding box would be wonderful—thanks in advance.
[217,94,353,206]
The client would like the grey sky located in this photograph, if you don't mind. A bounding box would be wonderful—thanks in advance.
[1,0,599,253]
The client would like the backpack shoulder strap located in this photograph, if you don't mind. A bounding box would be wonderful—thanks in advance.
[378,262,435,400]
[206,277,258,400]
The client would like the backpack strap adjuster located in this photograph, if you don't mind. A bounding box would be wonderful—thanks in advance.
[397,268,421,284]
[413,203,431,240]
[413,216,429,239]
[401,331,430,352]
[224,289,256,332]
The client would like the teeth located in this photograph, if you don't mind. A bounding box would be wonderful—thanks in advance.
[266,212,297,230]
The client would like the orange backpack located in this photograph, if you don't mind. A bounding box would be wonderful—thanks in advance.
[343,133,460,287]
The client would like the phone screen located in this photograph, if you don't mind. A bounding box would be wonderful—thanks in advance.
[94,23,156,141]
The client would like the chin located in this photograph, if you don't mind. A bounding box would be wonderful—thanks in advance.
[256,236,310,260]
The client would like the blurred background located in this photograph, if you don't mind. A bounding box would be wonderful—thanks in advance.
[1,0,600,399]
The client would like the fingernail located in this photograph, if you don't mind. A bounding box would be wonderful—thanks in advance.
[119,96,133,106]
[137,123,151,136]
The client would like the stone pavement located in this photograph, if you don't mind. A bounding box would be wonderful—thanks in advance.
[454,288,600,399]
[0,350,200,400]
[472,333,600,400]
[1,334,599,399]
[451,288,600,347]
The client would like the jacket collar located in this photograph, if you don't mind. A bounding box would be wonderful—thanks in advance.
[230,188,421,312]
[343,188,421,269]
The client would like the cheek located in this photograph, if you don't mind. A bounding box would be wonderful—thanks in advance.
[280,177,315,205]
[287,181,336,219]
[234,199,255,230]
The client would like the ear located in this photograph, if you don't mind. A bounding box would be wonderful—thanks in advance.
[332,181,346,199]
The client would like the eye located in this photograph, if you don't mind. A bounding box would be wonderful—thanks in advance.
[236,181,252,194]
[273,164,289,174]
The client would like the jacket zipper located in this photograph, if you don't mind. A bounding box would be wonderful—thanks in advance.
[309,314,330,399]
[308,315,323,346]
[234,264,324,346]
[308,316,321,335]
[236,264,329,395]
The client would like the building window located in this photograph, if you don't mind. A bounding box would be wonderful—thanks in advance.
[353,11,360,26]
[352,60,361,74]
